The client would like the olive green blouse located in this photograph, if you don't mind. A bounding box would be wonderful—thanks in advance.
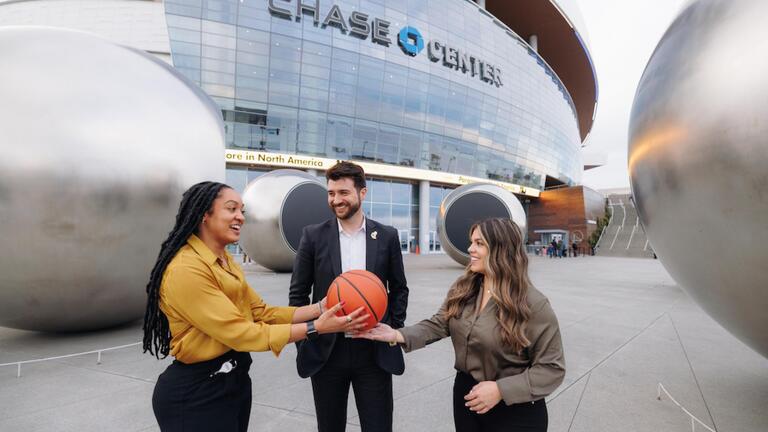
[398,286,565,405]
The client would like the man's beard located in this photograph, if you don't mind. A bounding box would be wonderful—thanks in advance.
[333,199,361,220]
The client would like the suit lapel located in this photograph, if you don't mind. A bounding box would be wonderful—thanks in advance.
[329,220,342,277]
[366,218,378,272]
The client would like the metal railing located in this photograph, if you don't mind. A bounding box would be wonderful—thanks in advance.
[595,203,614,249]
[657,383,717,432]
[626,216,640,250]
[608,201,626,250]
[0,342,141,378]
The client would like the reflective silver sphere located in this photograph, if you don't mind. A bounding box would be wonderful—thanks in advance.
[240,169,332,272]
[629,0,768,357]
[438,183,527,266]
[0,27,225,331]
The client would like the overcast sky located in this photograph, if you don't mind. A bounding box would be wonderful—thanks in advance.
[577,0,689,191]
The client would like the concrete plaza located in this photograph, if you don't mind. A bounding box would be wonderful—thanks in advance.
[1,255,766,431]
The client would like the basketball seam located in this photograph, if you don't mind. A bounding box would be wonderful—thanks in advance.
[338,274,379,323]
[335,281,348,316]
[349,270,387,297]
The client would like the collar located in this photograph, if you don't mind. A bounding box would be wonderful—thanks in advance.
[187,234,222,266]
[337,216,366,237]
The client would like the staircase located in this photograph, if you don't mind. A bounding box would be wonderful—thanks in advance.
[595,194,655,258]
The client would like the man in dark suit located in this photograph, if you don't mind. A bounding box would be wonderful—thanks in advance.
[289,161,409,432]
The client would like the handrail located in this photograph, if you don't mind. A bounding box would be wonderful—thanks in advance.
[657,383,717,432]
[620,201,627,228]
[595,203,614,248]
[608,202,625,250]
[0,342,141,378]
[609,225,621,250]
[626,216,639,250]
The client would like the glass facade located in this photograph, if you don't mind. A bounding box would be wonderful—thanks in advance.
[226,167,421,253]
[428,184,453,252]
[363,178,419,253]
[163,0,583,189]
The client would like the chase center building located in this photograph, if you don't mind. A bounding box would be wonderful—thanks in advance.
[0,0,598,254]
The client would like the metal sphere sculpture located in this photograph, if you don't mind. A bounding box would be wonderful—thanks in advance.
[629,0,768,357]
[0,27,225,331]
[437,183,527,266]
[239,169,333,272]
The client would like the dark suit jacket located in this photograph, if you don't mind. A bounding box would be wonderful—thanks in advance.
[289,217,409,378]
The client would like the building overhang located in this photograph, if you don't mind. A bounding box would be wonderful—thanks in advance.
[486,0,598,143]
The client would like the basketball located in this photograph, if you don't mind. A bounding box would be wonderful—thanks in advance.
[327,270,388,331]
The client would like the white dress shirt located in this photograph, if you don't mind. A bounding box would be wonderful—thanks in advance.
[338,217,367,273]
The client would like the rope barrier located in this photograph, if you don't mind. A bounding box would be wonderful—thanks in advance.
[0,342,141,378]
[657,382,717,432]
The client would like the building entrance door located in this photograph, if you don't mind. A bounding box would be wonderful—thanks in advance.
[429,230,442,253]
[399,230,410,254]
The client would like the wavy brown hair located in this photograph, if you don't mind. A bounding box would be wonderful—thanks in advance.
[443,218,532,353]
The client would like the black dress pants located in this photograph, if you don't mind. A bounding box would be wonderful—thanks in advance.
[153,350,253,432]
[453,371,548,432]
[311,337,393,432]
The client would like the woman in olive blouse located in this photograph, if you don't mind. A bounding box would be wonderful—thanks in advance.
[357,218,564,432]
[142,182,368,432]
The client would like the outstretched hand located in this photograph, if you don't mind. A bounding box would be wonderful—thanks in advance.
[315,302,369,334]
[353,323,397,343]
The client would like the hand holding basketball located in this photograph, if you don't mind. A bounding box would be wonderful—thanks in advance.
[314,302,369,334]
[326,270,388,331]
[354,323,396,342]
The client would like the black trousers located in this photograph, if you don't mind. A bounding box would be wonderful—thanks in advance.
[152,350,253,432]
[310,337,393,432]
[453,371,548,432]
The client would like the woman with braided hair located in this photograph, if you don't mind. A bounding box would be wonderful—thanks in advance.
[144,181,368,432]
[356,218,564,432]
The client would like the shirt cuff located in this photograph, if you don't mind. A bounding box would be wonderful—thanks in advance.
[496,371,533,405]
[275,306,298,324]
[267,323,293,357]
[396,326,426,353]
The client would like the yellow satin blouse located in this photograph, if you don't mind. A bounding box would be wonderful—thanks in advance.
[159,234,297,364]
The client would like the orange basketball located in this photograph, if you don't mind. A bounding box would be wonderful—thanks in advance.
[326,270,388,331]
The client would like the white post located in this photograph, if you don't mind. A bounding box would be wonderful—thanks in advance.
[529,35,538,52]
[419,180,430,255]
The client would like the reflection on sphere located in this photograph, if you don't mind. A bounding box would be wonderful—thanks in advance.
[0,27,225,331]
[628,0,768,357]
[239,169,332,272]
[437,183,527,266]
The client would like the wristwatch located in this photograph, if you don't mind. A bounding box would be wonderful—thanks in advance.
[306,320,319,341]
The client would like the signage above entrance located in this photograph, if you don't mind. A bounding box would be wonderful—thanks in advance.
[268,0,392,46]
[224,149,538,197]
[267,0,502,87]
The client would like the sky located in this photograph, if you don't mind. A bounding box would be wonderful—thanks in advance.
[576,0,689,191]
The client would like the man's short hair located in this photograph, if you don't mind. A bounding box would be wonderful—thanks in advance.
[325,161,366,190]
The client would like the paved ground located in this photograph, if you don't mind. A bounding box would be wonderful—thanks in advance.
[1,255,766,431]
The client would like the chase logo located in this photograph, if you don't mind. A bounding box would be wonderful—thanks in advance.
[397,26,424,57]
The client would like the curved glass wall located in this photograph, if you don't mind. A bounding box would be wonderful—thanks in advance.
[164,0,583,188]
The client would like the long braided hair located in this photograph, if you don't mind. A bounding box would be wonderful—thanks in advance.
[142,181,231,358]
